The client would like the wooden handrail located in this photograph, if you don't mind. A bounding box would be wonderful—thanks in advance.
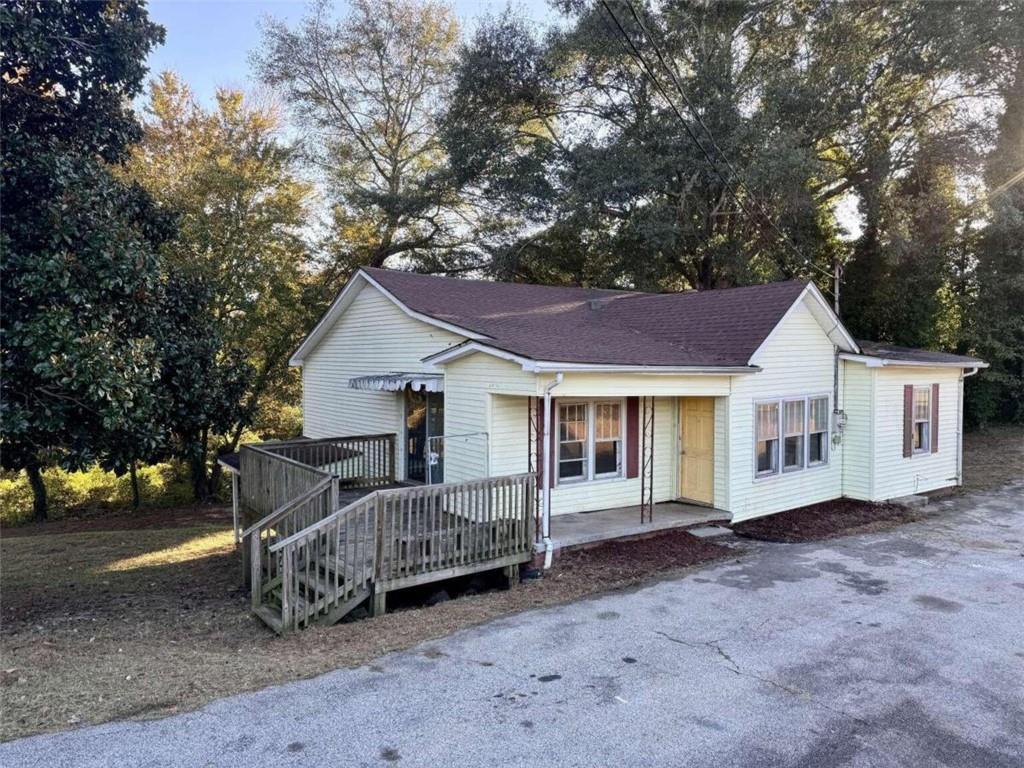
[244,444,337,475]
[241,476,334,539]
[261,433,397,448]
[268,492,375,553]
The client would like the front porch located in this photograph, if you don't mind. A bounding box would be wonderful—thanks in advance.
[541,501,729,554]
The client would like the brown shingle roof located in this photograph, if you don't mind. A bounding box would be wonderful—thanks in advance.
[856,341,987,367]
[363,268,809,367]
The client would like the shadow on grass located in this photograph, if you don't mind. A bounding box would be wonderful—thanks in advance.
[1,524,244,630]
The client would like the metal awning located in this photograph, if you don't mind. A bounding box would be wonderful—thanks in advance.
[348,372,444,393]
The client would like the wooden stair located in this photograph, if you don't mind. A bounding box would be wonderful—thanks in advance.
[253,550,374,632]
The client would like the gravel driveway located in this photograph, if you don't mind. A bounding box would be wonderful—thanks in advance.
[3,483,1022,768]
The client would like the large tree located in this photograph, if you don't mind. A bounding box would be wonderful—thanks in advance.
[0,0,167,519]
[444,1,996,299]
[127,73,318,499]
[255,0,471,276]
[966,9,1024,426]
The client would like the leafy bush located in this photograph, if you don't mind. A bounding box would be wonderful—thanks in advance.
[0,462,197,526]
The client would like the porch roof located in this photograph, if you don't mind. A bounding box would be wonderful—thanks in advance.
[348,372,444,392]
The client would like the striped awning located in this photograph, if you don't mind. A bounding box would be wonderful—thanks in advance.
[347,372,444,393]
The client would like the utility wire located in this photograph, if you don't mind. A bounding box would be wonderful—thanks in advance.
[623,1,836,284]
[600,0,836,286]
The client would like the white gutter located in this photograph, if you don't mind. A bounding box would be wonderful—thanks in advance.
[421,340,761,374]
[956,367,980,486]
[838,352,989,369]
[541,372,564,569]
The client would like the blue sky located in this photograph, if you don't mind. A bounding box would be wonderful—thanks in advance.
[145,0,554,106]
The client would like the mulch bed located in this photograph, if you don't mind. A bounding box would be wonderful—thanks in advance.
[730,498,926,543]
[555,528,731,575]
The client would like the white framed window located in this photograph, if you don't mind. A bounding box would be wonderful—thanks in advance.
[594,401,623,478]
[912,387,931,454]
[754,395,830,479]
[558,402,588,481]
[783,399,805,472]
[808,396,829,466]
[557,400,624,483]
[755,402,780,476]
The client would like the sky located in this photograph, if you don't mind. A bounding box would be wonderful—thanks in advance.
[145,0,555,107]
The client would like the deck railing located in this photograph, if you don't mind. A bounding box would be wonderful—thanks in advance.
[269,493,378,631]
[261,473,536,632]
[243,477,336,616]
[255,435,396,489]
[375,473,535,590]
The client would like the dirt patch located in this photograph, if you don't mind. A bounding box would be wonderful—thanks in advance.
[730,498,924,543]
[0,522,729,742]
[961,424,1024,493]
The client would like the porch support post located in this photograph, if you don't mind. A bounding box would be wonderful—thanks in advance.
[541,374,564,568]
[231,472,240,545]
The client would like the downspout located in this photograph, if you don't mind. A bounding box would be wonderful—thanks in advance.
[541,372,564,569]
[957,367,979,486]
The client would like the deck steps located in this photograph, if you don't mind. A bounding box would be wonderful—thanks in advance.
[247,472,536,634]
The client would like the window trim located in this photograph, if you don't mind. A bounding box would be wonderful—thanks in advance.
[911,385,931,456]
[556,398,626,485]
[754,401,780,478]
[807,395,830,467]
[753,394,831,481]
[782,398,806,473]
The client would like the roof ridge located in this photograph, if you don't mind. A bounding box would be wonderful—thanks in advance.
[364,266,808,299]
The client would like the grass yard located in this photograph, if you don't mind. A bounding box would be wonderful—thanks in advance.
[960,423,1024,492]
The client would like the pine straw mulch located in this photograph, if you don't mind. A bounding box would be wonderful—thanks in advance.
[730,498,928,543]
[0,522,730,742]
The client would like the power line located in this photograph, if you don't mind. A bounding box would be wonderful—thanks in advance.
[599,0,836,287]
[623,2,836,285]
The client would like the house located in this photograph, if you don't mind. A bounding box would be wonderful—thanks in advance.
[287,267,986,562]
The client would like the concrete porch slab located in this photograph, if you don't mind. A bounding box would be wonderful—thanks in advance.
[536,501,730,554]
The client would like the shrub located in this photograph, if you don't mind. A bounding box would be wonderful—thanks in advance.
[0,461,198,526]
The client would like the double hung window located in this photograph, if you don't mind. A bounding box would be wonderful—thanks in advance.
[558,401,623,483]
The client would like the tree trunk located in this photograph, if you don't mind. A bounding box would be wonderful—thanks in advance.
[129,461,140,510]
[26,462,47,522]
[190,427,211,502]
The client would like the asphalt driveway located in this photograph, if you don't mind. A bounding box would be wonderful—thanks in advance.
[3,483,1022,768]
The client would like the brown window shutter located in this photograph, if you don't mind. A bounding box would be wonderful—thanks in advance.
[626,396,639,478]
[931,383,940,453]
[903,385,914,458]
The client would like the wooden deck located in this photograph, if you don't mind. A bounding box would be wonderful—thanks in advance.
[239,436,535,633]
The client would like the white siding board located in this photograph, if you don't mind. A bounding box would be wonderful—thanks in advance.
[441,354,534,483]
[870,367,962,499]
[727,299,843,522]
[714,395,729,511]
[301,283,463,481]
[839,361,874,500]
[538,373,732,397]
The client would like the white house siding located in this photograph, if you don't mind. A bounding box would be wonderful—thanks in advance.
[840,361,875,501]
[300,283,462,479]
[440,354,535,483]
[714,396,730,511]
[727,298,844,523]
[870,367,963,499]
[536,372,732,397]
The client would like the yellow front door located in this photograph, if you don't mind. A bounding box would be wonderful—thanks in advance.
[679,397,715,505]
